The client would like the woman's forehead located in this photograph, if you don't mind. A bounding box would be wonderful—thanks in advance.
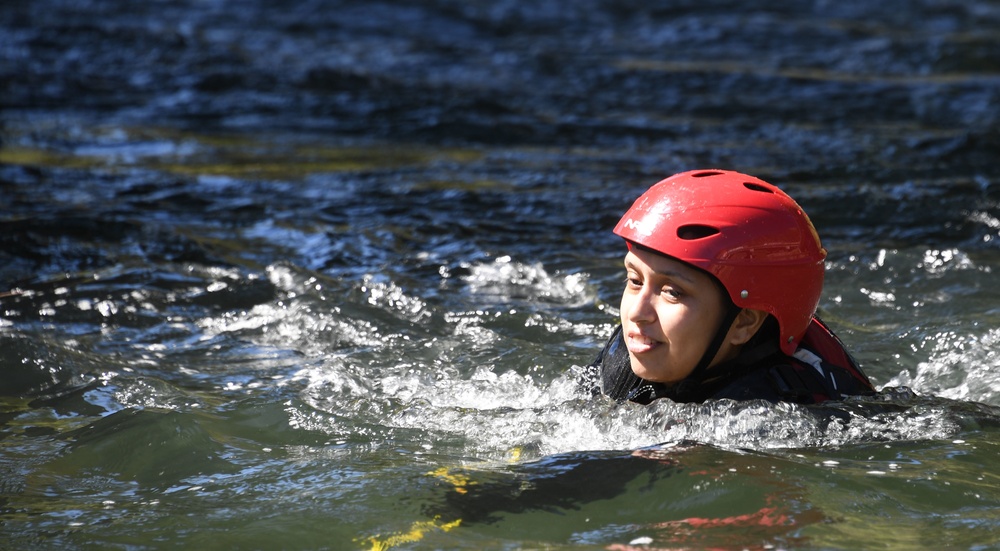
[624,248,709,286]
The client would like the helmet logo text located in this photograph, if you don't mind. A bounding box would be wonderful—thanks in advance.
[622,217,654,236]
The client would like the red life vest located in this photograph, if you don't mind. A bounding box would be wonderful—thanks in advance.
[769,316,876,403]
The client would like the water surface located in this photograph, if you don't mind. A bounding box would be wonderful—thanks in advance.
[2,0,1000,549]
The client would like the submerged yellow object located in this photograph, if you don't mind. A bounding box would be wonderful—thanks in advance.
[361,516,462,551]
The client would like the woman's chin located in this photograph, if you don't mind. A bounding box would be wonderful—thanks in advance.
[629,357,679,384]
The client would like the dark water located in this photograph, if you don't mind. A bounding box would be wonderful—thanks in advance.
[3,0,1000,549]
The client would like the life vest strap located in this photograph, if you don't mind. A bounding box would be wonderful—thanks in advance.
[767,362,832,402]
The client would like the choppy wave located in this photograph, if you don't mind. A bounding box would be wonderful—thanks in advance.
[4,250,998,468]
[164,258,1000,463]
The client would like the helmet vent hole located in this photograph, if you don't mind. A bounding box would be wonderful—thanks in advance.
[743,182,774,193]
[677,224,720,240]
[691,171,724,178]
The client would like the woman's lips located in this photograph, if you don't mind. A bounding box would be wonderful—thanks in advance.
[625,331,661,354]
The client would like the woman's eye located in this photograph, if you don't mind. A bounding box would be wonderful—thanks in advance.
[662,287,682,299]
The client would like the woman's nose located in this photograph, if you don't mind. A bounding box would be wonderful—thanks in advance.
[625,290,656,324]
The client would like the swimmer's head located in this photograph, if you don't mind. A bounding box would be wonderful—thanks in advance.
[614,169,826,356]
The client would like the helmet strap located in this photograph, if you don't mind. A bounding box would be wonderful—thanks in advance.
[690,299,743,377]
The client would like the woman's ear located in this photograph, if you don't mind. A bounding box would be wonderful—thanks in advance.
[727,309,769,346]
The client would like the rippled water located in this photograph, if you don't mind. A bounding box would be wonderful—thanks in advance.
[3,0,1000,549]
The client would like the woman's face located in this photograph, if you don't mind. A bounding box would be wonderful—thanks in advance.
[619,246,729,383]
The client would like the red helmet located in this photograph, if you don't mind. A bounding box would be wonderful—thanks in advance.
[613,169,826,356]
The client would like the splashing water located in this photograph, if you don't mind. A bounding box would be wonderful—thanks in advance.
[182,258,992,467]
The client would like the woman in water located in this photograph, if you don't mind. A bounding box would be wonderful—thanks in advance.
[590,169,874,405]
